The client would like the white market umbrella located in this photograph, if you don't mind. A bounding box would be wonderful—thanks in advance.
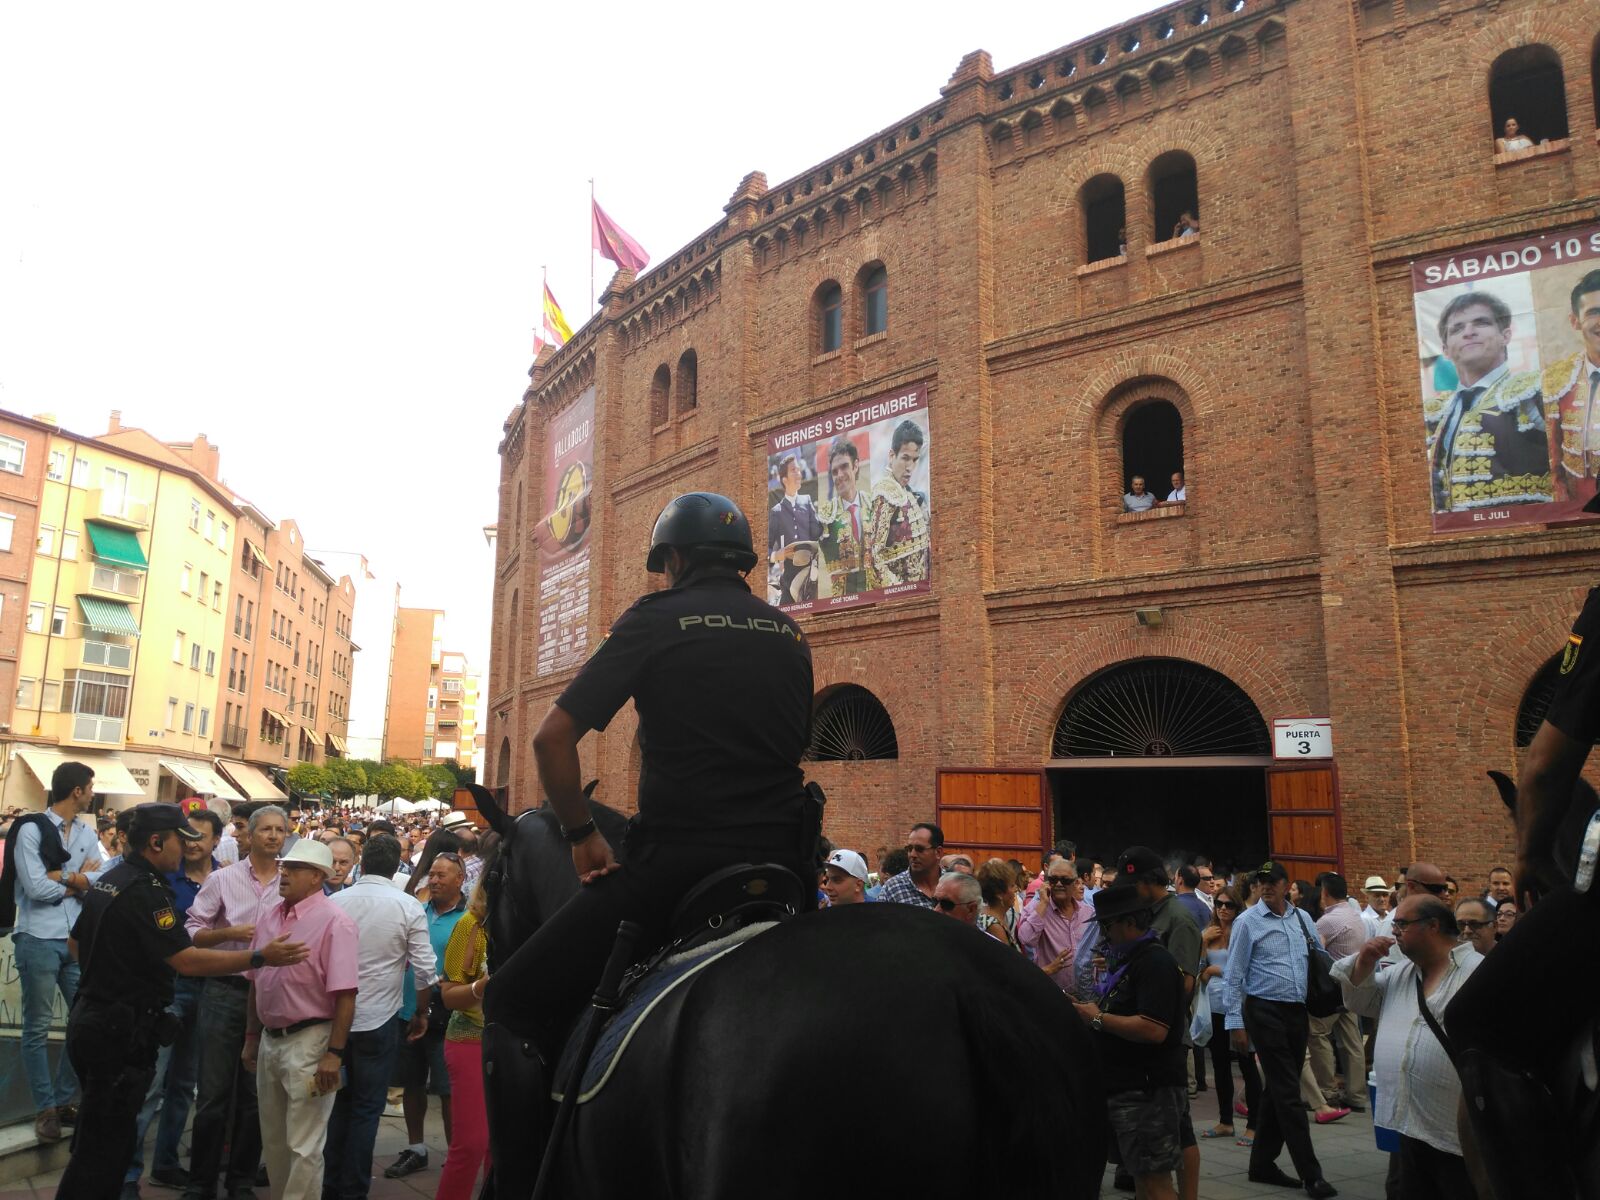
[413,798,447,811]
[375,797,418,815]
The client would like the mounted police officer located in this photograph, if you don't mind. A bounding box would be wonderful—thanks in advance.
[58,803,308,1200]
[484,492,817,1188]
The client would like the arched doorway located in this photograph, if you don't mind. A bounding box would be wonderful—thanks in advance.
[1047,658,1278,875]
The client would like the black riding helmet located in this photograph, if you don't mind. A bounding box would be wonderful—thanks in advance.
[646,492,759,574]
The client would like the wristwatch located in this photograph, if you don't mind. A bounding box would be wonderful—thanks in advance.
[248,950,266,970]
[560,818,598,844]
[1090,1015,1105,1032]
[327,1044,347,1059]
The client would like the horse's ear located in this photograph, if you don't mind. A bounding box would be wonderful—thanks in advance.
[466,783,516,838]
[582,780,599,800]
[1486,770,1517,813]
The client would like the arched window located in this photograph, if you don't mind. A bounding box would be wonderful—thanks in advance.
[1516,654,1596,747]
[508,588,519,676]
[676,350,697,414]
[816,281,843,353]
[860,264,888,336]
[1122,400,1185,501]
[1184,47,1212,88]
[804,685,899,761]
[1149,151,1199,242]
[1218,34,1248,76]
[495,737,511,788]
[650,364,671,427]
[1489,45,1569,148]
[1081,174,1127,263]
[1053,659,1269,757]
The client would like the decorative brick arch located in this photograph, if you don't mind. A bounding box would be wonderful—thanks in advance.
[1465,10,1589,142]
[1449,583,1587,762]
[1003,627,1311,760]
[1071,350,1221,435]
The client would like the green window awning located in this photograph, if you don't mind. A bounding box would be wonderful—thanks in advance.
[78,595,141,637]
[84,520,148,570]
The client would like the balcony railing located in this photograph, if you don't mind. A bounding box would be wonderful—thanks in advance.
[88,489,151,529]
[89,564,142,599]
[81,640,133,670]
[70,714,124,744]
[221,722,247,750]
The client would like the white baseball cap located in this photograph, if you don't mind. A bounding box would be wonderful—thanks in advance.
[278,839,335,877]
[825,849,868,883]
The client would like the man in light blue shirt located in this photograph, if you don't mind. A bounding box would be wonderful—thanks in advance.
[11,760,103,1142]
[1222,860,1335,1198]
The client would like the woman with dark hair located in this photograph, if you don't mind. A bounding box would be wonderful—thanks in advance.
[1200,886,1264,1144]
[1290,879,1323,921]
[405,828,463,901]
[1493,896,1518,940]
[975,859,1021,951]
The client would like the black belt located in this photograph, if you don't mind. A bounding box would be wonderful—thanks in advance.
[211,975,251,990]
[264,1017,330,1038]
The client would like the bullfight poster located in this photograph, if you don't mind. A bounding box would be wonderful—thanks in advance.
[765,383,931,614]
[535,386,594,675]
[1412,225,1600,531]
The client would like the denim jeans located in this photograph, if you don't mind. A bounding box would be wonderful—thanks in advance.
[188,978,260,1196]
[13,931,81,1112]
[126,976,204,1181]
[321,1020,402,1200]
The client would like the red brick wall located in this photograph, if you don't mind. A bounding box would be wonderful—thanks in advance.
[488,0,1600,889]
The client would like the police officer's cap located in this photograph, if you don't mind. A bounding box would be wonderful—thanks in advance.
[127,802,204,841]
[646,493,757,574]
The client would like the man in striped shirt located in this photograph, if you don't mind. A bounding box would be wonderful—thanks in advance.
[181,804,289,1200]
[877,822,942,908]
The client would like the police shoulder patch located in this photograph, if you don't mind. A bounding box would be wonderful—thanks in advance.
[1562,634,1583,675]
[153,907,176,930]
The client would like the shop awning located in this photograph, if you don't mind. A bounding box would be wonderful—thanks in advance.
[84,521,148,570]
[158,759,244,803]
[77,595,141,638]
[214,759,288,802]
[262,708,288,727]
[246,541,270,568]
[325,732,347,754]
[14,746,145,796]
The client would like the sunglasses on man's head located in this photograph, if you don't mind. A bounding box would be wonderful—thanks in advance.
[434,852,463,865]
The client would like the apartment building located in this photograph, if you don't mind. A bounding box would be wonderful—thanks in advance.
[383,607,464,766]
[0,415,49,735]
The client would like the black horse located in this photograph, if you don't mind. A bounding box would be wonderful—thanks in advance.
[469,785,1109,1200]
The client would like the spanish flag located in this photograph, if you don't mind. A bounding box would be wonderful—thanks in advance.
[542,283,573,347]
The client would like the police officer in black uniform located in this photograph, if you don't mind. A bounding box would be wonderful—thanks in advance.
[482,493,817,1171]
[59,803,308,1200]
[1444,566,1600,1199]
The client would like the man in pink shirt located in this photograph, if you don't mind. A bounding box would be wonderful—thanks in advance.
[243,839,359,1200]
[1017,859,1096,995]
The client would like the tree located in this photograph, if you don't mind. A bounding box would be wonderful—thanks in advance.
[327,759,368,801]
[286,763,332,798]
[404,769,436,803]
[421,764,459,800]
[372,764,413,800]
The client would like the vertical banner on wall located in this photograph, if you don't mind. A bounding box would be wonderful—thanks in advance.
[764,382,931,614]
[535,386,595,676]
[1412,224,1600,531]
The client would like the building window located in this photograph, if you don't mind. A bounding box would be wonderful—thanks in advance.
[51,606,68,636]
[218,521,229,551]
[205,649,216,676]
[167,698,178,730]
[803,685,900,761]
[47,450,66,481]
[1489,44,1569,150]
[676,350,698,414]
[204,510,215,540]
[61,530,78,560]
[229,648,238,690]
[1122,400,1185,505]
[213,580,223,610]
[650,364,671,428]
[199,708,210,737]
[173,632,185,662]
[0,436,24,475]
[860,264,888,335]
[37,525,54,556]
[245,600,254,640]
[816,281,843,352]
[199,571,208,602]
[1082,174,1127,263]
[189,499,201,531]
[180,564,192,594]
[27,602,44,633]
[1149,151,1200,242]
[64,669,130,743]
[18,679,35,708]
[72,457,89,487]
[183,703,195,733]
[0,513,14,552]
[239,652,248,688]
[190,642,202,670]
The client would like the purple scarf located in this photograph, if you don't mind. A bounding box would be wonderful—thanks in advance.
[1097,930,1158,1002]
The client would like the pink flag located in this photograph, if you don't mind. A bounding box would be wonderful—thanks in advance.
[591,199,651,274]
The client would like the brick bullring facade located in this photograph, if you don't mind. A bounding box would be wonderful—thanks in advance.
[487,0,1600,891]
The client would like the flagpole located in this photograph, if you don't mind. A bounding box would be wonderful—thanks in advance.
[588,178,596,312]
[539,264,547,354]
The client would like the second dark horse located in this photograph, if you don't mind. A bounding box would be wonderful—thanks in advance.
[469,785,1110,1199]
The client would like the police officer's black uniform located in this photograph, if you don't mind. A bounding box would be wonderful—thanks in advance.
[58,805,202,1200]
[491,493,816,1064]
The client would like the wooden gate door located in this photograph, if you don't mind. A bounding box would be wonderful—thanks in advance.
[936,769,1049,871]
[1266,766,1343,879]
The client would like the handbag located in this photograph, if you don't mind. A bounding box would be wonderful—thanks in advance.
[1190,971,1214,1046]
[1295,908,1343,1018]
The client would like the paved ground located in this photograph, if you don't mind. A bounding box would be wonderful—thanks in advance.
[2,1076,1394,1198]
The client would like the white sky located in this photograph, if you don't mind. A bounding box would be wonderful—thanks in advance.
[0,0,1155,682]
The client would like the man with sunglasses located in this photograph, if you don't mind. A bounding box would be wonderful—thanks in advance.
[878,822,944,908]
[932,872,980,924]
[1072,880,1187,1200]
[1017,860,1094,993]
[1453,898,1496,956]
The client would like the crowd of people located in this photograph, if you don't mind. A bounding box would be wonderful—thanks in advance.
[838,821,1522,1200]
[0,759,1531,1200]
